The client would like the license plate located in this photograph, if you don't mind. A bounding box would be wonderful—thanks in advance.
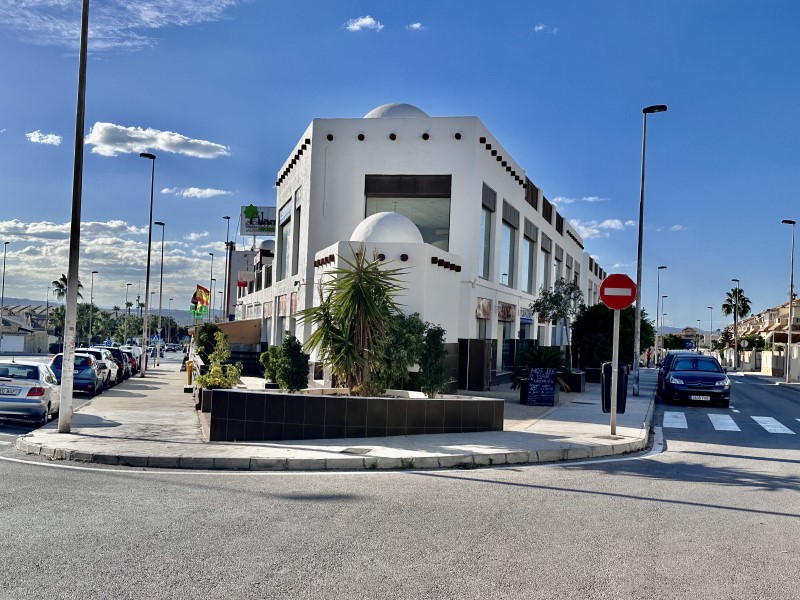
[690,395,711,401]
[0,387,18,395]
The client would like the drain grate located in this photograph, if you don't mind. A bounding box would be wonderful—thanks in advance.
[340,447,372,455]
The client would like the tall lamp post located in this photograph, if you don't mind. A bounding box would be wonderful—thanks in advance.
[168,298,173,344]
[210,278,216,322]
[218,291,223,322]
[732,278,740,370]
[633,103,668,395]
[154,220,165,366]
[661,296,668,350]
[208,252,214,324]
[88,270,98,345]
[655,265,667,362]
[139,152,156,377]
[125,282,132,344]
[782,219,796,383]
[696,319,702,351]
[0,241,8,353]
[46,285,51,343]
[707,306,714,353]
[223,215,231,322]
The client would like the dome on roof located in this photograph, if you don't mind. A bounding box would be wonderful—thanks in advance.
[258,239,274,252]
[364,103,429,119]
[351,212,424,244]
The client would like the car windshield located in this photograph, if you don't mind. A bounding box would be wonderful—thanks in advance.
[672,358,722,372]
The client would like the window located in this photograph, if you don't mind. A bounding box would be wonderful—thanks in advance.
[277,201,292,281]
[500,221,516,287]
[291,203,301,277]
[538,236,552,292]
[365,175,452,250]
[480,208,492,279]
[521,236,535,294]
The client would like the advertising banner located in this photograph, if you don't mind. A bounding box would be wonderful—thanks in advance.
[240,205,276,236]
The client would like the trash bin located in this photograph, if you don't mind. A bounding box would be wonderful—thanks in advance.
[601,362,628,414]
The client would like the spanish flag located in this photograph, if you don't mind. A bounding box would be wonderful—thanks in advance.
[190,285,210,316]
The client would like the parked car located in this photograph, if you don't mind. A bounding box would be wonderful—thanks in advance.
[49,352,102,397]
[0,360,61,425]
[94,346,128,382]
[77,348,119,389]
[661,354,730,407]
[122,350,138,375]
[657,351,697,396]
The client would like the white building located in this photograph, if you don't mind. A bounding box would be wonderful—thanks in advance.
[231,103,606,386]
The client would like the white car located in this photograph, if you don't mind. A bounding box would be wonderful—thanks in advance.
[0,360,61,425]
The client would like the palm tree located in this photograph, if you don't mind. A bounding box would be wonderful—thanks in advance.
[721,287,751,320]
[51,273,83,302]
[297,245,406,393]
[112,305,121,319]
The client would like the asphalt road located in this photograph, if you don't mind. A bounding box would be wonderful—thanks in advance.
[0,370,797,599]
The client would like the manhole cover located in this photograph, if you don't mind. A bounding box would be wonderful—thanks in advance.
[341,447,372,455]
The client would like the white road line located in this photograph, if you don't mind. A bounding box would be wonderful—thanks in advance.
[731,408,740,413]
[751,416,795,434]
[663,411,688,429]
[708,414,740,431]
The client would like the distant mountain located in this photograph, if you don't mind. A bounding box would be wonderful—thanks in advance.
[1,296,197,326]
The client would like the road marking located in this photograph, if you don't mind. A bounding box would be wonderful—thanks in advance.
[751,416,795,434]
[731,408,740,413]
[663,411,688,428]
[708,414,740,431]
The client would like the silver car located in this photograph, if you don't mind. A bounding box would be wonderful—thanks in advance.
[0,360,61,425]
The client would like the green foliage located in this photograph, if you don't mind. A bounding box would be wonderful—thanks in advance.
[516,346,568,371]
[571,304,656,368]
[194,331,242,390]
[419,323,448,398]
[259,345,282,382]
[272,333,310,393]
[662,333,686,350]
[740,334,765,350]
[195,323,222,362]
[529,278,584,371]
[371,313,425,390]
[721,287,752,320]
[297,244,406,394]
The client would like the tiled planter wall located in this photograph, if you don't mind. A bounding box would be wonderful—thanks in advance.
[207,390,504,442]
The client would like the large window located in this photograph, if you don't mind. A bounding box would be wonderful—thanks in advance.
[480,207,492,279]
[500,221,516,287]
[277,201,292,281]
[521,236,536,294]
[538,246,551,291]
[364,175,451,250]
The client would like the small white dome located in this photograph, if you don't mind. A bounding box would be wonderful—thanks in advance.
[258,239,275,251]
[351,212,424,244]
[364,103,429,119]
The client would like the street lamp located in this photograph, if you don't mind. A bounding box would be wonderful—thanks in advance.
[655,265,667,362]
[88,270,98,345]
[732,278,740,370]
[208,252,214,324]
[696,319,701,352]
[633,103,668,396]
[139,152,156,377]
[661,296,668,351]
[46,285,51,340]
[223,215,231,322]
[0,241,8,353]
[211,278,216,321]
[218,291,223,321]
[154,220,165,366]
[782,219,796,383]
[168,298,173,343]
[125,282,132,344]
[708,306,714,352]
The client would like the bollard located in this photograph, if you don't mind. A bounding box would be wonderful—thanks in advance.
[187,360,193,385]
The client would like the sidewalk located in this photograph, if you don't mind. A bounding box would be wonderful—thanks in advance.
[14,363,657,471]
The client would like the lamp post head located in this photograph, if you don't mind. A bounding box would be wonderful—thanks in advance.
[707,306,713,310]
[643,104,668,114]
[154,221,165,227]
[92,270,98,275]
[223,215,230,220]
[658,265,667,270]
[139,152,156,160]
[782,219,796,225]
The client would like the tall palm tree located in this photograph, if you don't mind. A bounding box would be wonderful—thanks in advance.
[112,305,121,319]
[51,273,83,302]
[721,287,751,320]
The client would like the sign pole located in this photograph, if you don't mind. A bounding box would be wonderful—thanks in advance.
[610,309,620,435]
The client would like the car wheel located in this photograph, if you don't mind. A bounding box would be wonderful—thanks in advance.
[39,406,50,426]
[88,385,96,398]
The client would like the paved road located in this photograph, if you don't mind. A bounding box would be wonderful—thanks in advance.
[1,372,798,600]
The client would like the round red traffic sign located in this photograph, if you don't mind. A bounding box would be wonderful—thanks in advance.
[599,274,637,310]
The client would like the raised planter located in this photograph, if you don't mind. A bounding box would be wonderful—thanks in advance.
[584,367,601,384]
[206,390,504,442]
[560,371,585,393]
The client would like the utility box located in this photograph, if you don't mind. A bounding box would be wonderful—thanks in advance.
[601,362,628,414]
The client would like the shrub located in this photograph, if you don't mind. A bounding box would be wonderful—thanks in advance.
[273,333,310,393]
[194,331,242,390]
[419,323,448,398]
[195,323,222,362]
[259,345,282,382]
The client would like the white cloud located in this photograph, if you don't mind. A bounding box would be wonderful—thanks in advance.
[625,220,636,227]
[670,224,685,231]
[25,130,62,145]
[551,196,575,206]
[162,186,232,198]
[0,1,241,50]
[1,128,7,133]
[345,16,384,32]
[612,262,635,269]
[184,232,209,241]
[571,218,634,239]
[406,22,424,31]
[85,122,230,159]
[551,195,608,206]
[533,23,558,34]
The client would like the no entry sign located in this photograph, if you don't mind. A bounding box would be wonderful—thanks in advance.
[600,274,637,311]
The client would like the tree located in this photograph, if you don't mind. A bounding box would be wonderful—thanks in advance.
[571,304,656,368]
[297,245,406,394]
[662,333,686,350]
[721,287,751,320]
[51,273,83,301]
[529,277,584,370]
[371,312,425,391]
[418,323,448,398]
[273,333,310,393]
[112,305,121,319]
[195,323,222,362]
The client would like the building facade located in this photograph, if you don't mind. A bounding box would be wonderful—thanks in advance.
[232,103,606,382]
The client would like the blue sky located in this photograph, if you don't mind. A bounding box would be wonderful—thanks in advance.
[0,1,797,332]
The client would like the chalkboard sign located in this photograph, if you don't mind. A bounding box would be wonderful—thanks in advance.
[526,368,558,406]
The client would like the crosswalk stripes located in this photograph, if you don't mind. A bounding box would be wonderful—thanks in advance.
[751,416,795,434]
[662,411,798,434]
[708,414,740,431]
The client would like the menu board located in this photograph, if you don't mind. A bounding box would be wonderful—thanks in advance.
[527,368,557,406]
